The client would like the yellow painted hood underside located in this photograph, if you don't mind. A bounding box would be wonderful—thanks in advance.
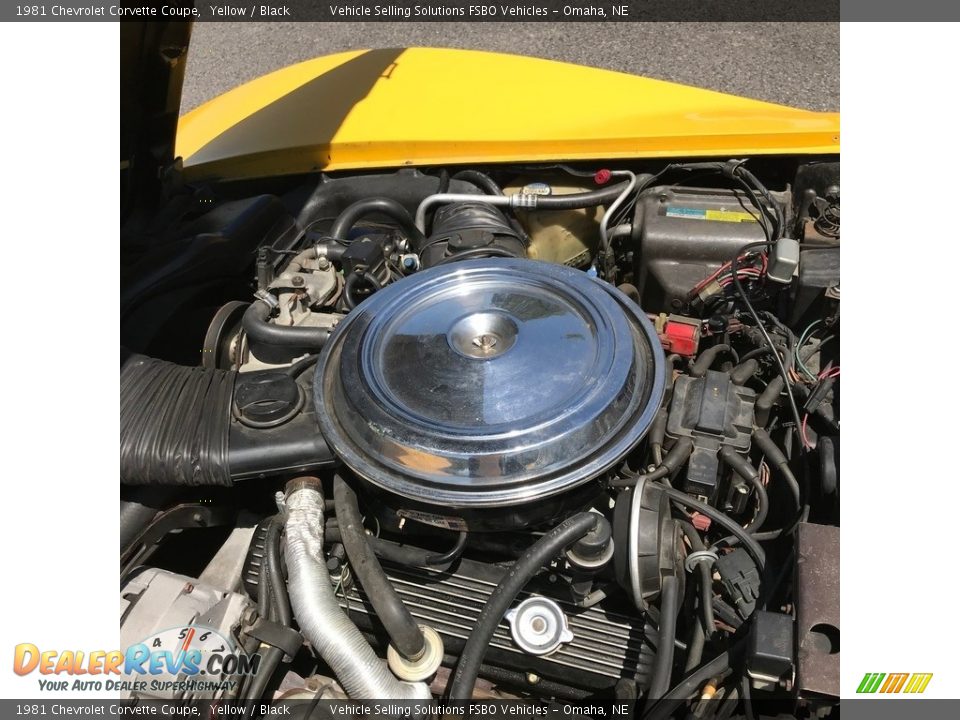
[177,47,839,181]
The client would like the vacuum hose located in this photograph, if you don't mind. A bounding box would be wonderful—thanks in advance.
[284,478,432,700]
[447,512,600,699]
[333,476,426,660]
[646,574,681,702]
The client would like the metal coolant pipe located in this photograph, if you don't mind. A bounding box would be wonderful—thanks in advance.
[415,193,515,232]
[414,182,632,233]
[283,478,432,700]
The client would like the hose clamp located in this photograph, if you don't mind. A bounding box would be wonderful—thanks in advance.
[253,289,279,309]
[685,549,718,573]
[510,193,539,210]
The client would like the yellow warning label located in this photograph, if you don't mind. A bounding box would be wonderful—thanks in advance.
[704,209,758,223]
[665,207,759,223]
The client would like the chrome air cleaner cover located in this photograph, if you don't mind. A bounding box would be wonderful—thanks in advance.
[315,258,664,521]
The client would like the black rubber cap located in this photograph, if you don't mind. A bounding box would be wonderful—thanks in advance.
[234,372,303,428]
[570,515,612,562]
[708,315,729,333]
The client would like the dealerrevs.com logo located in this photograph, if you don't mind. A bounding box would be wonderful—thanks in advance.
[857,673,934,694]
[12,626,261,694]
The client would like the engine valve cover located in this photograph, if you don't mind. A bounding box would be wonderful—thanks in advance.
[316,258,664,509]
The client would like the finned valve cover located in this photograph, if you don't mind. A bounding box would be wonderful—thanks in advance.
[315,259,664,508]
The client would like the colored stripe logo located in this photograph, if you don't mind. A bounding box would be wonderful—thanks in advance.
[857,672,933,694]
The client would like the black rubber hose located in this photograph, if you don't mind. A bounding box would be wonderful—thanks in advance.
[425,531,468,566]
[314,241,346,263]
[327,513,535,558]
[333,476,426,660]
[242,517,296,710]
[257,549,273,622]
[474,663,591,701]
[729,358,759,386]
[242,300,332,349]
[286,354,319,379]
[343,271,381,310]
[719,447,768,532]
[662,488,765,571]
[448,512,600,700]
[663,353,681,403]
[119,502,160,551]
[753,428,801,512]
[329,197,427,248]
[119,488,176,550]
[610,437,694,488]
[689,344,735,378]
[677,521,714,637]
[243,564,283,708]
[264,516,292,627]
[697,562,713,631]
[643,647,740,720]
[661,437,694,476]
[324,524,449,566]
[437,169,451,194]
[684,620,706,674]
[532,182,630,209]
[243,640,284,708]
[648,408,669,466]
[648,353,681,464]
[738,345,777,362]
[755,375,785,427]
[451,170,504,196]
[647,574,681,703]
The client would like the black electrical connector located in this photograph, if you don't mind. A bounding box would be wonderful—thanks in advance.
[803,374,837,415]
[716,548,762,620]
[340,236,388,279]
[748,611,794,689]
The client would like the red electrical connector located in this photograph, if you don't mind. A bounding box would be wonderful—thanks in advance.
[691,512,712,532]
[594,168,612,185]
[653,314,701,357]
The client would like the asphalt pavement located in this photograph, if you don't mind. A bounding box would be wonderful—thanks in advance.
[181,22,838,113]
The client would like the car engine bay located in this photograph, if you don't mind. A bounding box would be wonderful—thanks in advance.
[120,157,840,716]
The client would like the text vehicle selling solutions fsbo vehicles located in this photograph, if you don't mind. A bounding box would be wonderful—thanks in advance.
[120,19,840,718]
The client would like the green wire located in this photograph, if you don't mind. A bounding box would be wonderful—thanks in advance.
[795,319,822,381]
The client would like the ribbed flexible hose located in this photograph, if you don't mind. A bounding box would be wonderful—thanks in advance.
[283,479,432,700]
[120,353,234,486]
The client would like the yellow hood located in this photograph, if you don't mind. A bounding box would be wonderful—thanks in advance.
[177,47,839,181]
